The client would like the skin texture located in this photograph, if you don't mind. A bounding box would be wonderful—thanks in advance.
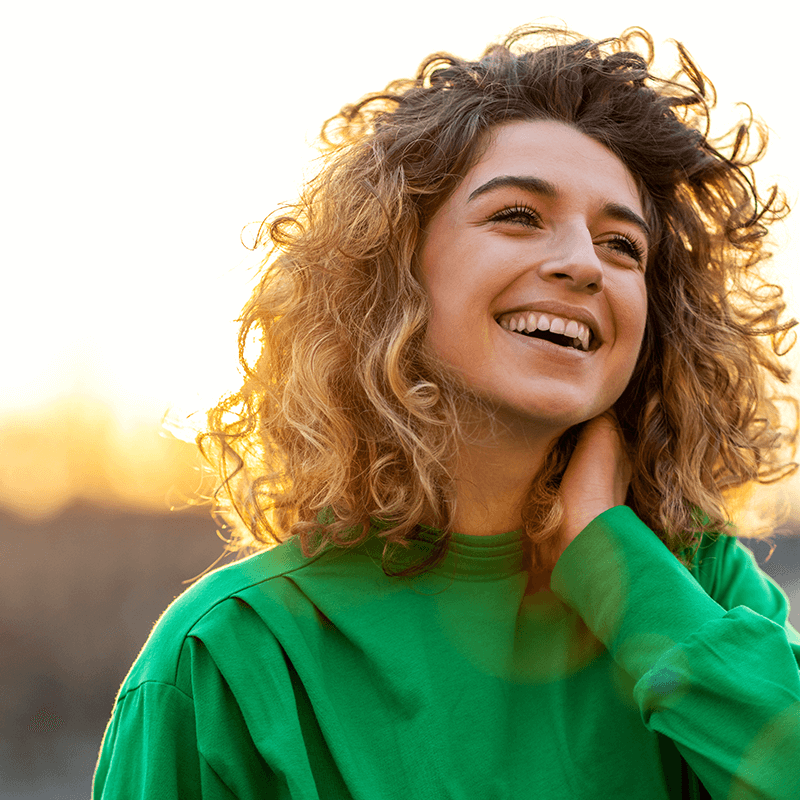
[417,119,648,580]
[522,410,633,592]
[557,411,633,550]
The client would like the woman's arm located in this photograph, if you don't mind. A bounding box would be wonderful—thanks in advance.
[551,501,800,800]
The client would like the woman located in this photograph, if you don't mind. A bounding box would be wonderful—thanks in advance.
[93,25,800,799]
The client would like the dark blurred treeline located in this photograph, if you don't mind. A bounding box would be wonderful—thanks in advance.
[1,502,234,798]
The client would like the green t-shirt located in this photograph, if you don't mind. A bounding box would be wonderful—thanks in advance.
[92,506,800,799]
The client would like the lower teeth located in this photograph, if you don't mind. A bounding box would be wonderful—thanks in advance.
[517,330,582,350]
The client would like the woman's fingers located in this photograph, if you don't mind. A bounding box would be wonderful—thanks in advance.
[558,411,632,545]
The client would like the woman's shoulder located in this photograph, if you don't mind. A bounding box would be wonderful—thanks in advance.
[689,529,765,594]
[118,536,326,697]
[689,529,798,636]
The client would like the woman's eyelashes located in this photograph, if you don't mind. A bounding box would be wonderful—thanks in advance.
[488,204,542,227]
[488,203,647,266]
[604,234,646,266]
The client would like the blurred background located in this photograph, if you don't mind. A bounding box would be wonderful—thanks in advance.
[3,1,799,797]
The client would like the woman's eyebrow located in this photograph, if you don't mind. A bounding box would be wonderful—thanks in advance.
[602,202,652,243]
[467,175,557,203]
[467,174,651,243]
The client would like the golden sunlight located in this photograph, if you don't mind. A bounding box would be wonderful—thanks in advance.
[3,2,799,523]
[0,395,212,522]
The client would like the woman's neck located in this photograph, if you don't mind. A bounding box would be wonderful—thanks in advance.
[447,422,561,536]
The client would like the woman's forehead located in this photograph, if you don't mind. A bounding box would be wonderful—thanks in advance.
[449,120,646,221]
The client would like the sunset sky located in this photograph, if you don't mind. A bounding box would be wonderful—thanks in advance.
[4,1,799,517]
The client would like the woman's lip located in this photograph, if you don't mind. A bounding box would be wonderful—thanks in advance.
[498,324,594,356]
[494,303,602,346]
[495,317,599,353]
[495,300,600,339]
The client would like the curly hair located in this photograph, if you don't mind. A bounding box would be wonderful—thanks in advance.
[198,24,797,578]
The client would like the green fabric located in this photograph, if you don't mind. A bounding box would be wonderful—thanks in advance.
[93,506,800,799]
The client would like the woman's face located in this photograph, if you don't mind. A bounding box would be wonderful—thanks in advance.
[417,119,649,433]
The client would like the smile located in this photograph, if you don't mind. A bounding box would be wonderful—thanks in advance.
[495,311,594,351]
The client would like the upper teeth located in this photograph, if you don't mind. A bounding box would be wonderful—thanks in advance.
[497,312,592,351]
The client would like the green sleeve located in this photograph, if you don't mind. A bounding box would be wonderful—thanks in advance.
[92,636,281,799]
[92,682,215,798]
[691,529,800,649]
[551,505,800,800]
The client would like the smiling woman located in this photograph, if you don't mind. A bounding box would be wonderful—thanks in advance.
[419,121,648,450]
[93,24,800,800]
[418,119,650,542]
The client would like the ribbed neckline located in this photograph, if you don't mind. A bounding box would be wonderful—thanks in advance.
[367,520,528,581]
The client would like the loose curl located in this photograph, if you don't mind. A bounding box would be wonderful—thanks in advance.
[198,24,798,578]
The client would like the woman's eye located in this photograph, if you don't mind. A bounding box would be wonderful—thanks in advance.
[489,205,542,227]
[604,234,646,265]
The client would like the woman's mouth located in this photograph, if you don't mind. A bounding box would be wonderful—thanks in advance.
[495,311,595,351]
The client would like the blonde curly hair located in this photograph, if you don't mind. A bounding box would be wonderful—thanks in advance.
[198,24,797,577]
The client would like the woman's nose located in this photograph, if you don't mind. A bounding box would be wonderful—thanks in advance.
[538,230,604,293]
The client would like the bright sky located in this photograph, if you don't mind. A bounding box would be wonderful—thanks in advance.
[4,1,799,437]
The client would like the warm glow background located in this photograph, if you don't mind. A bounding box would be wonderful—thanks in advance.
[3,1,799,523]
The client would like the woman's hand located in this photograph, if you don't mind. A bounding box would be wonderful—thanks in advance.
[555,410,632,561]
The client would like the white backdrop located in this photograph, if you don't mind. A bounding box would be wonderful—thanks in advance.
[4,1,797,434]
